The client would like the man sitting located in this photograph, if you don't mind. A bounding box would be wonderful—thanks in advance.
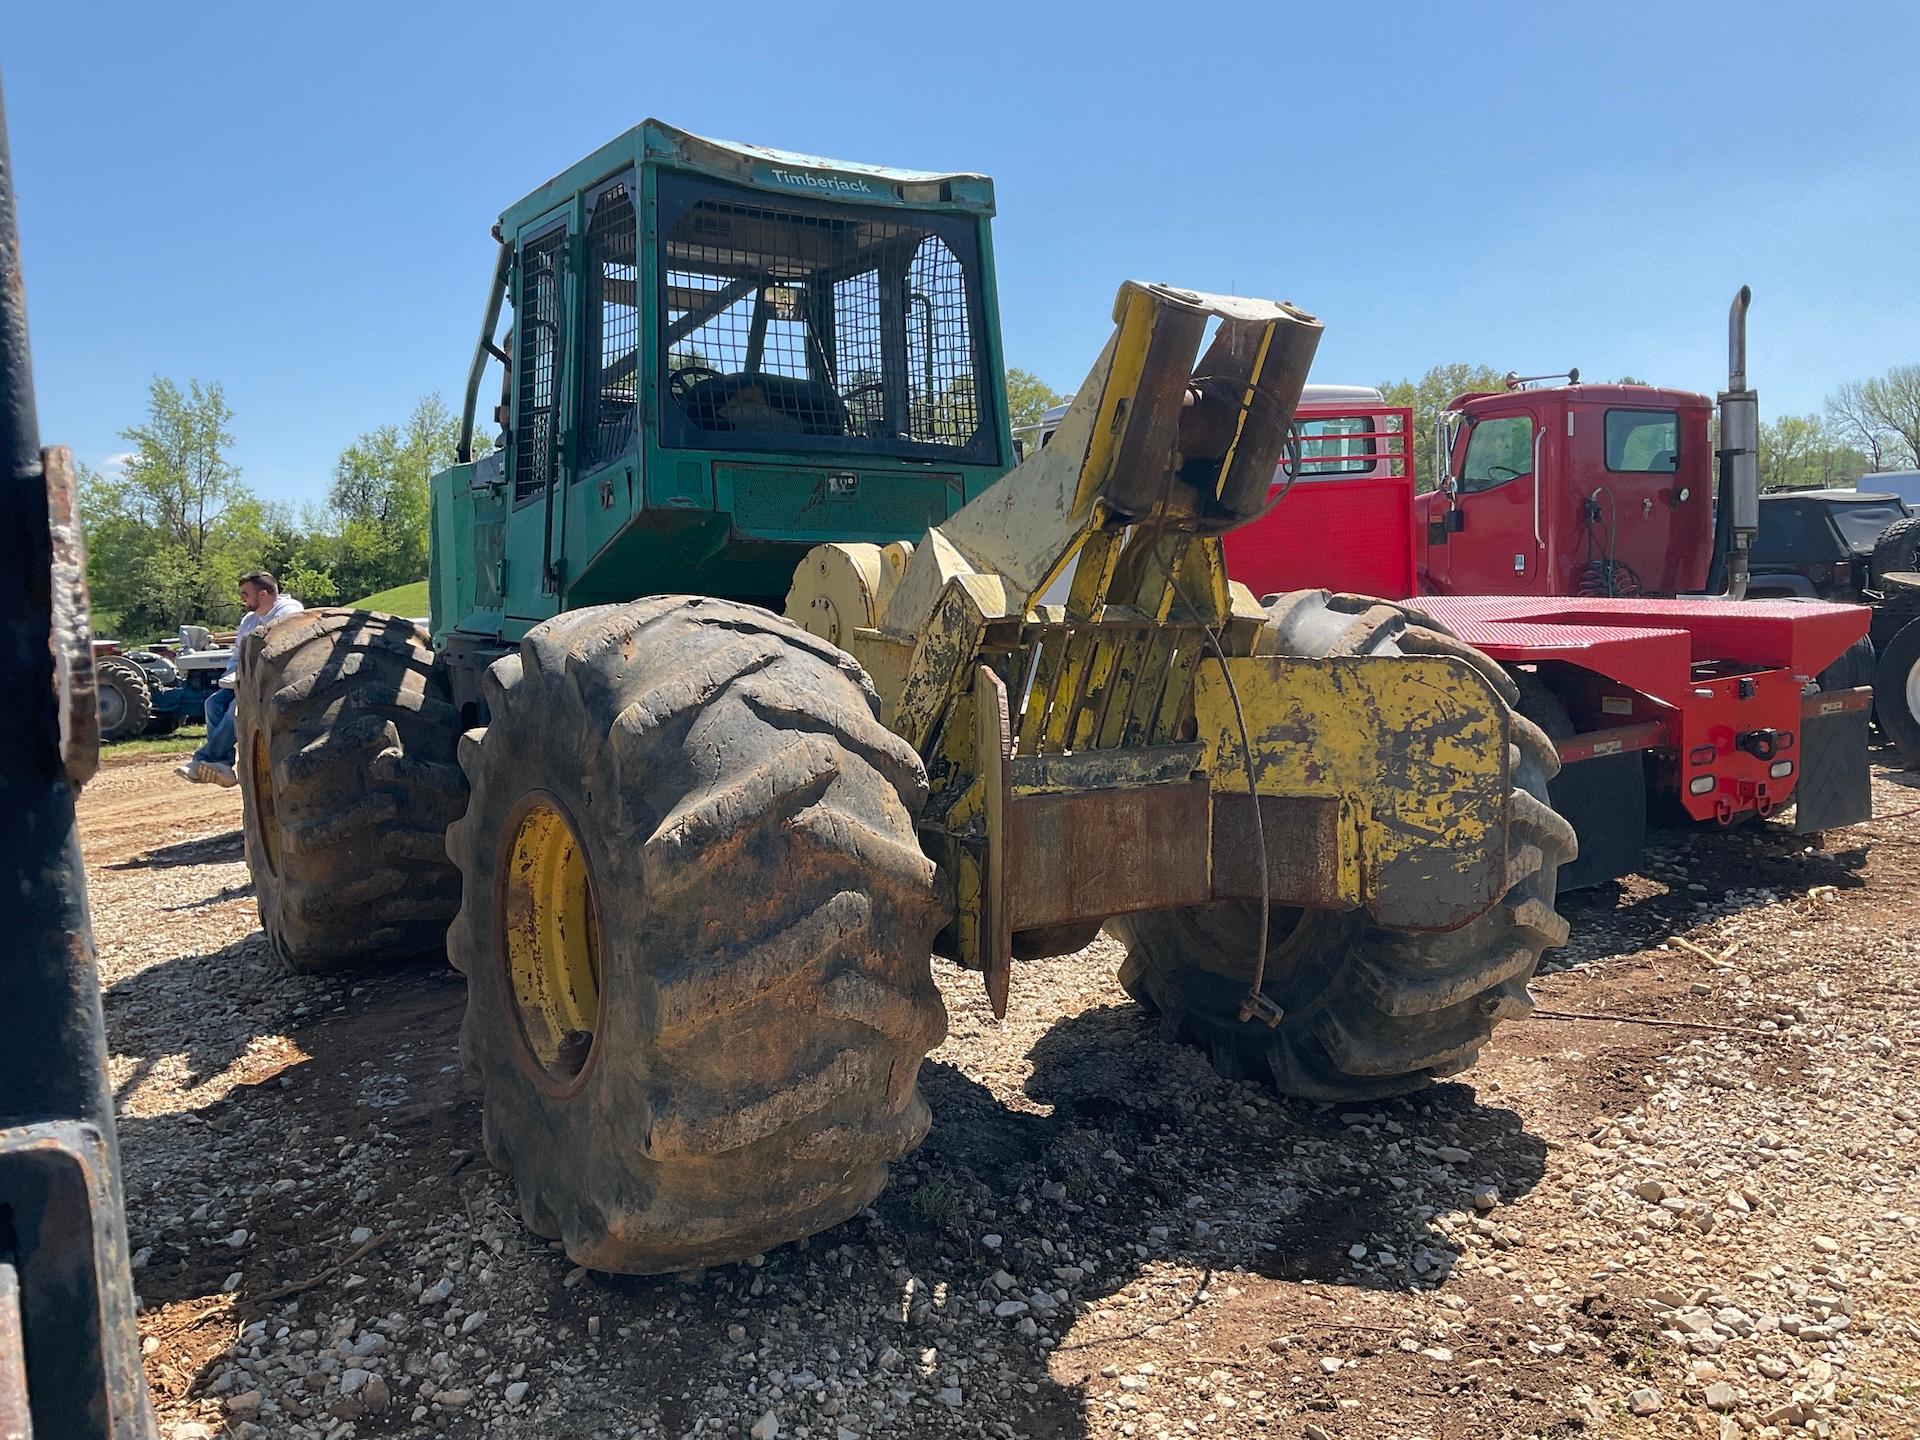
[175,570,304,786]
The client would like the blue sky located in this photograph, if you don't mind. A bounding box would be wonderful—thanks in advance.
[8,2,1918,504]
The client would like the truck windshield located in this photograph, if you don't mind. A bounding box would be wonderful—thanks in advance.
[657,172,999,465]
[1831,501,1907,548]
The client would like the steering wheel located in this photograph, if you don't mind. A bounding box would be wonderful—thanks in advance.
[670,365,724,402]
[841,381,887,408]
[1481,464,1523,482]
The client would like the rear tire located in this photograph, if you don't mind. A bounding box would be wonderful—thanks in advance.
[447,598,949,1273]
[96,656,154,742]
[236,610,467,971]
[1872,618,1920,769]
[1816,635,1877,695]
[1109,591,1575,1100]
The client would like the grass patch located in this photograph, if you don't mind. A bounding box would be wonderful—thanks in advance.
[347,580,428,615]
[103,723,206,760]
[913,1176,962,1231]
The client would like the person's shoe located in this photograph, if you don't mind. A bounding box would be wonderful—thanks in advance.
[206,763,239,788]
[175,758,224,784]
[174,759,208,782]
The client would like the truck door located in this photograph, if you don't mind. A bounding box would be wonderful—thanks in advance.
[505,214,573,627]
[1429,410,1547,594]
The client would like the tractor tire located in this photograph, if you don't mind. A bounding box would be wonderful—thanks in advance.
[96,655,155,742]
[1871,516,1920,587]
[1108,591,1575,1101]
[1872,617,1920,769]
[447,597,949,1273]
[236,610,467,972]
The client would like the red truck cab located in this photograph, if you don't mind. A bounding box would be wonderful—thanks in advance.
[1223,368,1872,889]
[1417,384,1715,598]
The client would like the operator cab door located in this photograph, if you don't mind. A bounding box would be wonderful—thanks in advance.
[506,211,574,627]
[1431,410,1547,595]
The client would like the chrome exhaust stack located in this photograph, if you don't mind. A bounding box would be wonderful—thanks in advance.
[1714,285,1759,600]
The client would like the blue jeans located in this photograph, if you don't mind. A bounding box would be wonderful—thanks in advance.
[194,687,237,767]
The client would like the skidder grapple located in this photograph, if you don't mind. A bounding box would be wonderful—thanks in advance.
[236,122,1572,1272]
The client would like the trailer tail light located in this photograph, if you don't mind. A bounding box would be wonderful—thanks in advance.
[1688,744,1717,767]
[1689,775,1716,796]
[1770,760,1794,779]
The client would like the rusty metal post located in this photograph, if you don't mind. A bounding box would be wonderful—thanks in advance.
[0,70,158,1440]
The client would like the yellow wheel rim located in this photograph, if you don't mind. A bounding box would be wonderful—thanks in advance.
[500,799,601,1086]
[250,731,280,876]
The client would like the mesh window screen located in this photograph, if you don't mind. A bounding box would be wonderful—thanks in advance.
[514,225,567,504]
[659,175,993,461]
[581,179,639,473]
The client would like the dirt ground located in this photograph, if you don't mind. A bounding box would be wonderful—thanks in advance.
[82,748,1920,1440]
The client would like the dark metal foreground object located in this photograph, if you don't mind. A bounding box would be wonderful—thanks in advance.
[0,71,158,1440]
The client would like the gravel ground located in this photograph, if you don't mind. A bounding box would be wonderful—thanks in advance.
[81,750,1920,1440]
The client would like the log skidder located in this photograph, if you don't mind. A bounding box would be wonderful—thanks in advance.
[237,116,1576,1275]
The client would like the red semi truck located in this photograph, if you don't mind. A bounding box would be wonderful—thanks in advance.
[1223,290,1874,889]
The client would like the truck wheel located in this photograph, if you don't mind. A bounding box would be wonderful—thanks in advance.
[236,610,467,971]
[1872,618,1920,768]
[1816,636,1877,694]
[95,656,154,742]
[1872,516,1920,587]
[1108,591,1575,1100]
[447,598,948,1273]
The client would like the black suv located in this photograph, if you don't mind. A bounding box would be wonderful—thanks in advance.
[1750,489,1914,603]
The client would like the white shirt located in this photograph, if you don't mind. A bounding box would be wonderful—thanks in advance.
[219,595,306,686]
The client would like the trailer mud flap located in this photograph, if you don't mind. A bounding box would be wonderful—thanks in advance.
[1550,751,1646,891]
[1794,687,1872,833]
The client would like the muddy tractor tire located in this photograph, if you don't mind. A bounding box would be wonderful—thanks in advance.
[236,609,468,971]
[1109,591,1575,1101]
[447,597,949,1274]
[95,655,155,742]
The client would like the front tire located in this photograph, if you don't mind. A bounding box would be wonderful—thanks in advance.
[96,656,154,742]
[1110,591,1575,1100]
[447,598,948,1273]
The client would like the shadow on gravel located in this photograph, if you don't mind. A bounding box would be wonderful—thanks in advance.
[1554,819,1871,964]
[106,827,246,870]
[118,952,1553,1439]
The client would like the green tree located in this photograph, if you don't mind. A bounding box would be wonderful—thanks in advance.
[79,377,267,636]
[1827,366,1920,474]
[1759,414,1872,490]
[326,394,463,600]
[1005,367,1067,440]
[1377,363,1508,491]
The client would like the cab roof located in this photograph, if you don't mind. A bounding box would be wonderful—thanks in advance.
[1449,383,1709,413]
[500,119,996,235]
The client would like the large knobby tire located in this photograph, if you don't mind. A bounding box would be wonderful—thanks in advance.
[237,609,467,971]
[1871,516,1920,587]
[1109,591,1576,1101]
[447,597,949,1273]
[1873,618,1920,769]
[96,655,154,741]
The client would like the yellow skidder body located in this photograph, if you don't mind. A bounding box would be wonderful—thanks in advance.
[788,282,1553,1019]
